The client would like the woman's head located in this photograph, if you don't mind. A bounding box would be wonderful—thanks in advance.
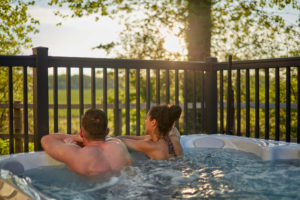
[147,104,182,137]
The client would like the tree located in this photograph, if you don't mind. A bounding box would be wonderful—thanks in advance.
[0,0,39,132]
[49,0,300,61]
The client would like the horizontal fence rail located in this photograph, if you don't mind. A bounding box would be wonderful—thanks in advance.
[0,47,300,154]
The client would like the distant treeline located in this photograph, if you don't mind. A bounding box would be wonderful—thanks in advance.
[48,74,114,89]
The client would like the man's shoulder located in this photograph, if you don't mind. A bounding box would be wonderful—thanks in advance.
[105,137,129,152]
[105,137,123,144]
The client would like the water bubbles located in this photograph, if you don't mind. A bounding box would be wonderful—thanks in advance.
[3,148,300,199]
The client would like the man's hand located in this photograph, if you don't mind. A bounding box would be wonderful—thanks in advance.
[64,135,84,147]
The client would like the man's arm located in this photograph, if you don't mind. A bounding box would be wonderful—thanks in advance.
[41,134,86,173]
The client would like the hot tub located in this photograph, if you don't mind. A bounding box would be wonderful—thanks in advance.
[1,134,300,200]
[180,134,300,161]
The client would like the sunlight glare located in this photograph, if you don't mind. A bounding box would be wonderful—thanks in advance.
[161,28,185,54]
[164,34,182,53]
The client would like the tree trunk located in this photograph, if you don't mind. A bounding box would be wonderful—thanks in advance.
[187,0,211,61]
[186,0,212,133]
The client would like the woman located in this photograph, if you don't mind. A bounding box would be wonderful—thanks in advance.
[119,104,183,160]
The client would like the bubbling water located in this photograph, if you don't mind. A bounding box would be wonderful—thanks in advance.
[3,148,300,200]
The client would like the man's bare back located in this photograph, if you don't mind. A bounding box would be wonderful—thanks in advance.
[41,134,132,176]
[41,109,133,176]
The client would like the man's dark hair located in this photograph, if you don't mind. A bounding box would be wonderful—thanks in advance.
[149,104,182,137]
[81,108,108,140]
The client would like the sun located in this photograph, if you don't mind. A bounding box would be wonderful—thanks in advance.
[161,28,186,54]
[164,34,182,53]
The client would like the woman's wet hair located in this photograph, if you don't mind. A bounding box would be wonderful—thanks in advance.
[148,104,182,137]
[82,108,108,140]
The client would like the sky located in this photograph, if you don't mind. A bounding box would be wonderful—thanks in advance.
[23,2,123,58]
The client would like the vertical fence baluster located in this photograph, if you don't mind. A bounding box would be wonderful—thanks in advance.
[79,67,83,126]
[193,70,197,134]
[23,66,29,152]
[255,68,259,138]
[114,68,119,136]
[220,70,224,133]
[166,69,170,104]
[275,67,280,141]
[136,68,140,136]
[91,68,96,109]
[205,57,218,134]
[9,66,14,154]
[125,68,130,135]
[286,67,291,142]
[298,67,300,143]
[184,70,188,134]
[265,68,269,140]
[146,69,151,112]
[156,69,160,104]
[226,56,233,135]
[175,69,179,129]
[53,66,58,132]
[246,69,250,137]
[236,69,241,136]
[201,71,205,132]
[66,67,71,134]
[103,68,107,114]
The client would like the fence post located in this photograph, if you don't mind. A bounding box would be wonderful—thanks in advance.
[226,55,235,134]
[14,101,23,153]
[32,47,49,151]
[205,57,218,133]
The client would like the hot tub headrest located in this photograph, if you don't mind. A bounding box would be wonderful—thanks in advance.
[193,137,225,148]
[0,160,24,176]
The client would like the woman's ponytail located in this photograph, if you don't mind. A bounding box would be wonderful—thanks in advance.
[169,104,182,124]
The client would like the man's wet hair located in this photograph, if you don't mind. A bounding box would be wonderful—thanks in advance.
[82,108,108,140]
[148,104,182,137]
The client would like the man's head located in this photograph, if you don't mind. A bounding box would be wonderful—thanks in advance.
[81,108,108,141]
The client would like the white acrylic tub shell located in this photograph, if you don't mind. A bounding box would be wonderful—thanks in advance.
[181,134,300,161]
[0,134,299,173]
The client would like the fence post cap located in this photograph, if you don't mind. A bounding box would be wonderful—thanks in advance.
[206,57,218,63]
[32,47,48,54]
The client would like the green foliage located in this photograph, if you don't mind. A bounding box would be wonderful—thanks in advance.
[0,139,9,154]
[0,139,34,155]
[0,67,33,132]
[0,0,39,55]
[0,0,38,132]
[212,0,300,60]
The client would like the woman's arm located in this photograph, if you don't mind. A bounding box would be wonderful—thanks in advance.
[118,135,151,140]
[120,138,155,155]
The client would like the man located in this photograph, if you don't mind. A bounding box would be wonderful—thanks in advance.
[41,108,133,176]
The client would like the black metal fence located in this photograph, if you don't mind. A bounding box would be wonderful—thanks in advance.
[0,47,300,154]
[217,56,300,143]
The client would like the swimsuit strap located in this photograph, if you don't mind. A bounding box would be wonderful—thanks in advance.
[165,137,176,156]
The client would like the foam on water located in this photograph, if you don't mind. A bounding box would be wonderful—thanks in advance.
[2,148,300,199]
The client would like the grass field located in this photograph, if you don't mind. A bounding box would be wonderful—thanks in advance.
[48,89,104,105]
[48,89,148,136]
